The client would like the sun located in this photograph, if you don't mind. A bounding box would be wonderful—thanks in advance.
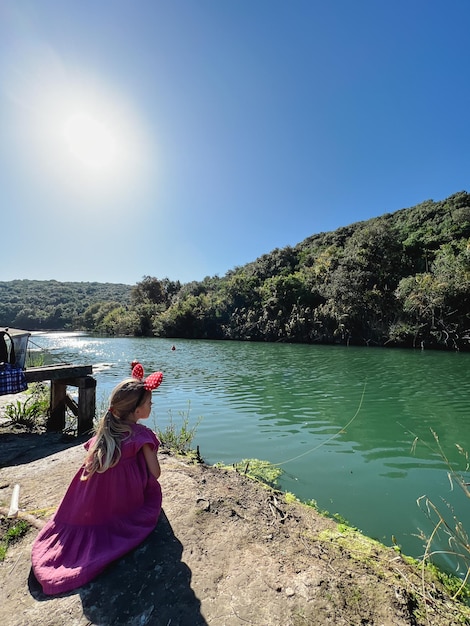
[38,84,149,198]
[4,44,153,215]
[7,54,149,194]
[63,112,119,171]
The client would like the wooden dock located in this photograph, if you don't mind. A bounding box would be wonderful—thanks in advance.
[25,364,96,436]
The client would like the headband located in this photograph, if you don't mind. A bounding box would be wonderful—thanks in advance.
[131,362,163,391]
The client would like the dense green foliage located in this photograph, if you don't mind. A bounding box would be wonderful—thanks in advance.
[0,280,131,330]
[2,192,470,349]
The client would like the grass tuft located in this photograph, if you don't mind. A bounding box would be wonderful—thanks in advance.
[410,427,470,601]
[156,402,202,456]
[4,383,49,431]
[215,458,283,488]
[0,518,30,562]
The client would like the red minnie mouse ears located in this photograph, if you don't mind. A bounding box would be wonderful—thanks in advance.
[131,362,163,391]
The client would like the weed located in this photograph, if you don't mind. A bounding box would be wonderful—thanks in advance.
[25,350,45,368]
[304,498,331,518]
[284,491,299,504]
[4,383,49,430]
[0,518,30,562]
[332,512,355,527]
[223,459,283,488]
[410,427,470,600]
[156,402,202,455]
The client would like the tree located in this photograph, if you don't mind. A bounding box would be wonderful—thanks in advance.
[131,276,166,305]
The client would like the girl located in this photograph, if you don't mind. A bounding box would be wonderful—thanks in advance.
[31,363,164,595]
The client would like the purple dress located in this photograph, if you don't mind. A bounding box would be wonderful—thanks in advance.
[31,423,162,595]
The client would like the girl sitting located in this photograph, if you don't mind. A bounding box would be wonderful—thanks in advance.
[31,363,163,595]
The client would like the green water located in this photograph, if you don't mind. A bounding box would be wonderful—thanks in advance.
[32,332,470,570]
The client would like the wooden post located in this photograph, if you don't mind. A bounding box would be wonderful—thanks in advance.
[49,381,67,431]
[77,376,96,436]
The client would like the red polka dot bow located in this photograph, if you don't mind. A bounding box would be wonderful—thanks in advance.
[131,362,163,391]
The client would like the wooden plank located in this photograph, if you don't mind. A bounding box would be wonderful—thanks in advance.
[56,375,96,388]
[25,364,92,383]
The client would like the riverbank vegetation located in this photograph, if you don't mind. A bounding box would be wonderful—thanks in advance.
[2,191,470,350]
[412,429,470,599]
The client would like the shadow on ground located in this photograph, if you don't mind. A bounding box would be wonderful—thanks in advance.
[28,511,207,626]
[0,431,87,468]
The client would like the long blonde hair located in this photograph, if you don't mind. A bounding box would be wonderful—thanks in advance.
[81,378,151,480]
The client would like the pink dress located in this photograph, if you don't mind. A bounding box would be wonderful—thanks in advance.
[31,423,162,595]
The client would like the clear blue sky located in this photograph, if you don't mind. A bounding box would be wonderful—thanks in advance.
[1,1,469,286]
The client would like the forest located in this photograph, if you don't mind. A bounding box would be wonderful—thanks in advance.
[0,281,131,331]
[2,191,470,350]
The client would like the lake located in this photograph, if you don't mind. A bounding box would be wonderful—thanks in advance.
[29,332,470,572]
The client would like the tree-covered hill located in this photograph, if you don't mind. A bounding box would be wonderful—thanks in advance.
[140,191,470,350]
[2,191,470,349]
[0,280,131,330]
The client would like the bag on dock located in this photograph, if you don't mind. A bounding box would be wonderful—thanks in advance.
[0,331,28,395]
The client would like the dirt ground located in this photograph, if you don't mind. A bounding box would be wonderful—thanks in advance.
[1,423,470,626]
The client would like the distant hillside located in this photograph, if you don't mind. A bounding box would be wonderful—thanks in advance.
[143,190,470,350]
[0,280,132,330]
[2,191,470,349]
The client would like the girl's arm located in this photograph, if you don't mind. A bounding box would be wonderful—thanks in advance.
[142,443,161,479]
